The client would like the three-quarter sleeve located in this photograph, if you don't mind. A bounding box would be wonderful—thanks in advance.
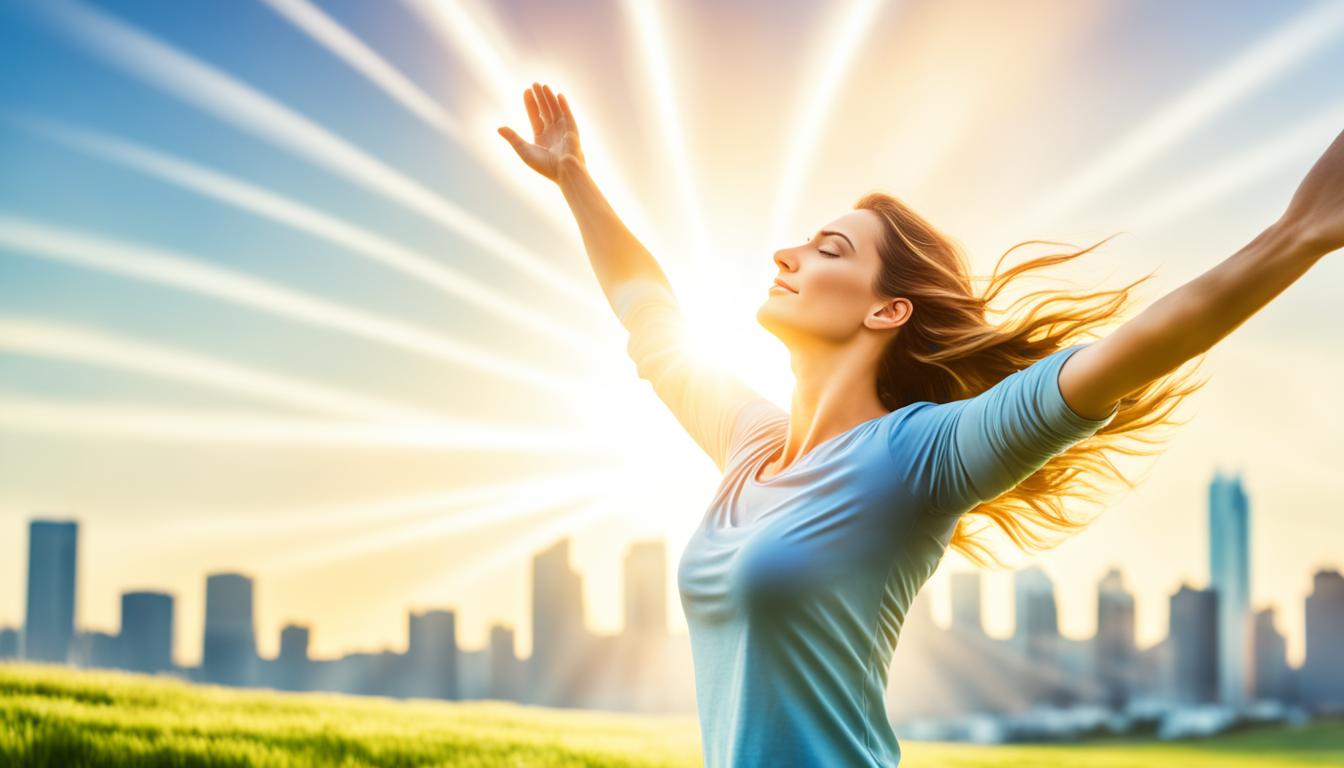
[892,342,1118,516]
[614,278,782,474]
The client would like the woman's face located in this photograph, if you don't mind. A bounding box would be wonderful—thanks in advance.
[757,209,910,346]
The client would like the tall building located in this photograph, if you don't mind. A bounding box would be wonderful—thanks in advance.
[23,519,78,664]
[1249,606,1291,703]
[949,571,984,637]
[406,609,458,700]
[1013,565,1059,660]
[202,573,256,686]
[1094,567,1136,710]
[1208,468,1251,707]
[489,624,523,701]
[1169,583,1219,704]
[531,538,587,706]
[1302,569,1344,713]
[623,540,667,638]
[276,624,311,692]
[119,590,174,674]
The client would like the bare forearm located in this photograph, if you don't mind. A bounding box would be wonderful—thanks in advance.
[556,156,674,317]
[1065,222,1322,414]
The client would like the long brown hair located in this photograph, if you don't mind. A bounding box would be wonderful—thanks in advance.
[857,192,1207,568]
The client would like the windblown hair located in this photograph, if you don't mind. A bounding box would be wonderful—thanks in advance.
[857,192,1208,569]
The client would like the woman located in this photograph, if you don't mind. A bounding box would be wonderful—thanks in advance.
[499,82,1342,766]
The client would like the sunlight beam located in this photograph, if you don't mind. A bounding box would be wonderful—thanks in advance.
[0,215,586,394]
[0,314,440,420]
[34,0,603,316]
[766,0,886,247]
[15,115,606,360]
[260,470,611,573]
[1017,0,1344,237]
[0,393,609,452]
[623,0,711,282]
[257,0,463,140]
[402,0,671,279]
[1124,101,1344,235]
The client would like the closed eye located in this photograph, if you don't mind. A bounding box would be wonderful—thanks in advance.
[819,250,839,257]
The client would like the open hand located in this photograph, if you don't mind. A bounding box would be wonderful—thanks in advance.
[497,82,585,183]
[1281,125,1344,258]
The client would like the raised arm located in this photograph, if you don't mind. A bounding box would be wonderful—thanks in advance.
[1058,126,1344,420]
[498,83,778,471]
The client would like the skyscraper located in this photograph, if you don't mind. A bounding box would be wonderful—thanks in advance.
[950,571,984,638]
[119,590,174,674]
[1249,606,1290,703]
[623,540,667,638]
[489,623,523,702]
[531,538,587,706]
[1170,583,1219,704]
[276,624,311,692]
[202,573,256,686]
[407,609,458,700]
[1013,565,1059,660]
[1303,569,1344,713]
[1208,468,1251,707]
[23,519,78,664]
[1094,567,1136,710]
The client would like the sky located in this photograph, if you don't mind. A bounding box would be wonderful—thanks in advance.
[1,0,1342,669]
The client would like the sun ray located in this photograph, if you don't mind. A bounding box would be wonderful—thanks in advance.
[14,115,608,359]
[0,215,587,395]
[622,0,712,284]
[257,0,464,140]
[33,0,604,317]
[402,0,672,280]
[0,393,609,452]
[259,470,613,573]
[1014,0,1344,239]
[0,314,440,420]
[253,0,596,257]
[180,467,619,538]
[765,0,885,247]
[1124,100,1344,235]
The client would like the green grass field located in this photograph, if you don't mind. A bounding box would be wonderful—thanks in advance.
[2,661,1341,766]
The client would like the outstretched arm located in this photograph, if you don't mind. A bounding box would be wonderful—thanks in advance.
[498,82,673,316]
[498,83,778,472]
[1060,126,1344,420]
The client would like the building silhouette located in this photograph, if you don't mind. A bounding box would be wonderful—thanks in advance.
[1094,567,1137,710]
[1209,468,1251,707]
[119,590,174,674]
[949,571,984,638]
[1169,583,1219,704]
[1013,566,1059,659]
[406,609,458,700]
[1250,606,1291,703]
[275,623,311,691]
[1302,569,1344,713]
[488,624,523,701]
[201,573,256,686]
[530,538,588,706]
[23,519,78,664]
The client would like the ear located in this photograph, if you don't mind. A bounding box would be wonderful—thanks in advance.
[865,297,912,331]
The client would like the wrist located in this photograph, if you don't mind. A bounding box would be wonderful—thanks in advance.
[556,153,588,185]
[1266,216,1326,264]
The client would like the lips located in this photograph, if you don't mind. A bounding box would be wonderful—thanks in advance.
[772,277,798,294]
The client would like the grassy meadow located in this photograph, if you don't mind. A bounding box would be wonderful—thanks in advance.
[2,661,1341,766]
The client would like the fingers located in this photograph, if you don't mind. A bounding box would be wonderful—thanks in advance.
[531,82,553,124]
[523,88,543,137]
[497,125,523,152]
[558,92,578,131]
[541,84,561,125]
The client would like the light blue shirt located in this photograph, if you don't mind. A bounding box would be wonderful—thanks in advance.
[614,279,1117,767]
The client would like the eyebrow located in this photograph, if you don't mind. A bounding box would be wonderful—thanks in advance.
[817,229,855,253]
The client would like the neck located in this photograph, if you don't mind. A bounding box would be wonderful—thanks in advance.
[765,334,889,476]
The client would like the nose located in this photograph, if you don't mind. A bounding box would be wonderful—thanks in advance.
[773,246,797,273]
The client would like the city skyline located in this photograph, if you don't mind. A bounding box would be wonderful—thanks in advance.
[3,0,1343,673]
